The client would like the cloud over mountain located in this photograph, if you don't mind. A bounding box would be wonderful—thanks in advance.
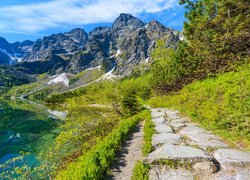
[0,0,178,33]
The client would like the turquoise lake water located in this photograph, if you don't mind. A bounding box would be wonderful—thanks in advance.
[0,99,63,174]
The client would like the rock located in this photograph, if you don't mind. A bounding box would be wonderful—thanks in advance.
[192,162,217,175]
[152,133,182,147]
[188,133,228,149]
[149,166,194,180]
[151,111,165,119]
[170,122,186,131]
[213,149,250,170]
[236,168,250,180]
[154,124,173,134]
[179,124,228,149]
[179,124,207,135]
[152,117,166,124]
[171,118,189,124]
[165,109,182,120]
[144,144,210,164]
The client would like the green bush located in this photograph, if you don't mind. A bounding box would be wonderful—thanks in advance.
[56,111,149,179]
[121,91,144,117]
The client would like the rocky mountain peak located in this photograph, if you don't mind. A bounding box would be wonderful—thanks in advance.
[145,20,173,42]
[147,20,168,31]
[89,27,111,37]
[112,13,145,35]
[0,37,12,54]
[66,28,88,44]
[20,40,34,47]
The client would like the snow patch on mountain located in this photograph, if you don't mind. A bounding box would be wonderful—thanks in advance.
[48,73,69,87]
[86,66,101,71]
[116,50,122,57]
[100,68,116,81]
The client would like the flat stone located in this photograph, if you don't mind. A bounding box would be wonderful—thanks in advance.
[192,162,217,175]
[152,117,166,124]
[149,166,194,180]
[179,124,228,149]
[179,124,207,135]
[165,109,182,120]
[187,133,228,149]
[171,118,189,124]
[154,124,173,134]
[213,149,250,170]
[236,168,250,180]
[170,122,186,131]
[152,133,182,147]
[151,111,166,119]
[144,144,210,164]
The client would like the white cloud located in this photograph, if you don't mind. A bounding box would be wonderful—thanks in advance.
[0,0,178,33]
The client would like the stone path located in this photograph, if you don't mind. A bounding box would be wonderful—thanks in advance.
[106,121,144,180]
[145,108,250,180]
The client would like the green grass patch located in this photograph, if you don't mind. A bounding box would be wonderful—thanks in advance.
[132,161,150,180]
[56,111,149,179]
[142,112,154,156]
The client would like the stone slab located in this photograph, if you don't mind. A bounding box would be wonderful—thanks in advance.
[213,149,250,170]
[188,133,228,149]
[152,133,182,147]
[151,111,165,119]
[171,118,189,124]
[170,122,186,131]
[154,124,173,134]
[149,166,194,180]
[165,109,182,120]
[179,124,207,136]
[152,117,166,124]
[144,144,210,164]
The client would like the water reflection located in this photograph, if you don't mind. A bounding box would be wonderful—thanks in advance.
[0,99,65,167]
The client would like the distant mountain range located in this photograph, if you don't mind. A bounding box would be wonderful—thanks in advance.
[0,13,181,76]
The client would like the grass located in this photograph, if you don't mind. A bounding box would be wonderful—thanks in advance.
[56,111,149,180]
[132,161,150,180]
[142,112,154,156]
[148,65,250,150]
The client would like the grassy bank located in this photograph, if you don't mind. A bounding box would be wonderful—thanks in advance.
[56,111,149,179]
[148,65,250,150]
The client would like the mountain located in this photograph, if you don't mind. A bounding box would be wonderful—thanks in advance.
[0,13,181,75]
[0,37,33,65]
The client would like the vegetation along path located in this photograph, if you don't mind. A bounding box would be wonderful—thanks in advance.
[106,121,144,180]
[145,108,250,179]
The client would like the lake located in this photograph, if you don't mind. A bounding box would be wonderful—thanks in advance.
[0,99,65,175]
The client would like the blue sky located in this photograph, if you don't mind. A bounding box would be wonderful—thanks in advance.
[0,0,186,43]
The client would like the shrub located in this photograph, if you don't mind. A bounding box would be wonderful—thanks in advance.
[56,111,149,179]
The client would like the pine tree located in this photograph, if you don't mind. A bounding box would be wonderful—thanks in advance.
[179,0,250,75]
